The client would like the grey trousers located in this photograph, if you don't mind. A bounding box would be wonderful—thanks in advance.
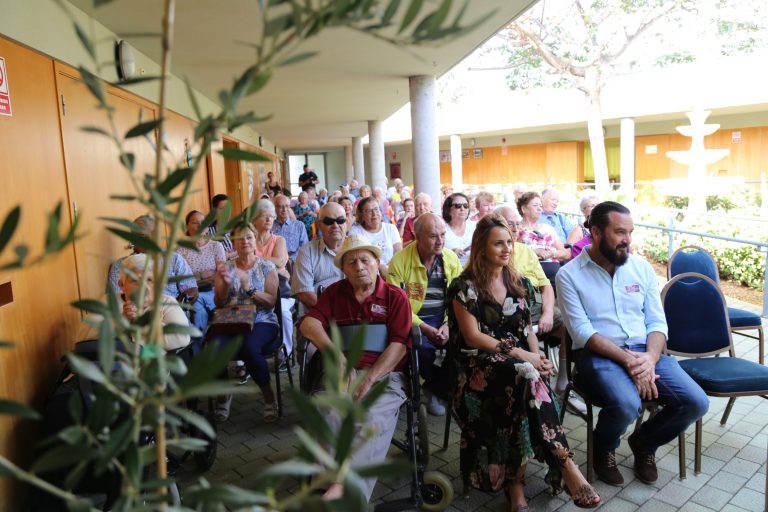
[326,371,407,501]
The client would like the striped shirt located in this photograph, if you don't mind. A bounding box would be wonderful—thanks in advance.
[419,254,446,319]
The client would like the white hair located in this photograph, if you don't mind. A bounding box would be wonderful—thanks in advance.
[255,199,276,218]
[120,253,152,283]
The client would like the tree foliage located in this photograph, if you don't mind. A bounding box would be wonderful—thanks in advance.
[0,0,492,509]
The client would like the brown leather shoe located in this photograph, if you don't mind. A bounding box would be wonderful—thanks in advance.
[594,450,624,486]
[628,432,658,484]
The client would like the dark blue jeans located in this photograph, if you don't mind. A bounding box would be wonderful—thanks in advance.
[574,344,709,454]
[418,315,450,401]
[212,322,279,387]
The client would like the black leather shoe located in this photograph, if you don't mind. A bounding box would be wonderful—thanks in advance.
[628,432,658,484]
[594,450,624,486]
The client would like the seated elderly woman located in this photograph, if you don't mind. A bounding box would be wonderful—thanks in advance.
[299,235,412,503]
[349,196,402,277]
[448,214,600,510]
[249,200,294,358]
[566,194,600,259]
[212,223,280,423]
[516,191,570,263]
[176,210,226,332]
[117,253,190,351]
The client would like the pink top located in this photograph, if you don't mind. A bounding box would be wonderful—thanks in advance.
[254,233,286,271]
[519,224,559,262]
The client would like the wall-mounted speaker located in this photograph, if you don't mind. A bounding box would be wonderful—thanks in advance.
[115,40,136,81]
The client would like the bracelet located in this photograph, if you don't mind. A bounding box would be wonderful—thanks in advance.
[496,339,515,355]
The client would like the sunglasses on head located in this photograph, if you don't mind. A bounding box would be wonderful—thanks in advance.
[322,216,346,226]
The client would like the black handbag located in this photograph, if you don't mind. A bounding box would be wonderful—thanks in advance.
[208,304,257,336]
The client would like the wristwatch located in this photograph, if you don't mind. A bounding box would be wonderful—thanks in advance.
[245,287,256,297]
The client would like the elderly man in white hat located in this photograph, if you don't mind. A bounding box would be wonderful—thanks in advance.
[299,234,413,502]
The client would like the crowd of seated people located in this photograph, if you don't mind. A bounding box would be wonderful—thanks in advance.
[85,173,716,509]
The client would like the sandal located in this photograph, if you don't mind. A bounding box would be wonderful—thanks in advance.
[215,394,232,422]
[263,401,278,423]
[563,482,601,509]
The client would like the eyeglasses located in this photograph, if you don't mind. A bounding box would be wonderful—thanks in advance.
[322,216,346,226]
[452,203,469,209]
[362,208,381,215]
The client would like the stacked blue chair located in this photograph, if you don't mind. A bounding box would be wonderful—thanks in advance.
[661,272,768,473]
[668,245,764,365]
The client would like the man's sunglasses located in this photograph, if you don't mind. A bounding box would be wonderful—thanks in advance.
[321,216,346,226]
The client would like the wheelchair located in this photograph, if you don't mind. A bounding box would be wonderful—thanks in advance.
[301,322,455,511]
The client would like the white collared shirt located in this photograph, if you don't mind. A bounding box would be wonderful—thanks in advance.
[556,247,668,350]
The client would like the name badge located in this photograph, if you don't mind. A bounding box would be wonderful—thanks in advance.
[625,284,640,293]
[371,304,387,315]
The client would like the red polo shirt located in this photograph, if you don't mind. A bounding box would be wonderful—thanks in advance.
[402,216,416,244]
[308,276,412,370]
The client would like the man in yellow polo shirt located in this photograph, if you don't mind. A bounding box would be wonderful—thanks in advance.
[387,213,462,415]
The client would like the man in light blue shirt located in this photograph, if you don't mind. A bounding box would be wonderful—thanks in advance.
[556,201,707,488]
[272,194,308,262]
[541,188,573,243]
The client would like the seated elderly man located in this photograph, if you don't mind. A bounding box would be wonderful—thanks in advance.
[82,253,191,351]
[387,213,461,416]
[107,215,204,332]
[291,202,347,318]
[299,235,412,502]
[401,192,433,244]
[272,194,308,262]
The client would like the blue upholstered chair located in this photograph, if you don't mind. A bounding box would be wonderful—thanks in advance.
[668,245,764,365]
[661,272,768,473]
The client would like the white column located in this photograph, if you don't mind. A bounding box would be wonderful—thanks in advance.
[352,136,365,185]
[344,145,354,183]
[409,75,440,208]
[450,134,463,192]
[368,120,386,191]
[620,117,636,204]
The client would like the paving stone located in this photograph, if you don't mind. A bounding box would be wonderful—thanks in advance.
[704,442,740,461]
[691,484,735,511]
[729,487,764,510]
[588,497,638,512]
[636,499,677,512]
[745,471,766,492]
[709,471,748,493]
[719,432,754,450]
[616,480,658,505]
[653,481,696,507]
[722,457,761,478]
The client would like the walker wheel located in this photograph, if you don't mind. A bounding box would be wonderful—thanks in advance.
[420,471,454,511]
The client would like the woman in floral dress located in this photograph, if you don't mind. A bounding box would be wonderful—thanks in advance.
[448,214,600,510]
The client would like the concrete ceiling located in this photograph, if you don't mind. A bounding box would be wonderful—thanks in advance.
[69,0,535,151]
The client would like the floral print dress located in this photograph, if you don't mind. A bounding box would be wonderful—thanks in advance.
[293,204,315,239]
[447,275,569,492]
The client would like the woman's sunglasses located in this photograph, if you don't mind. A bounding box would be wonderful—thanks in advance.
[452,203,469,209]
[321,216,346,225]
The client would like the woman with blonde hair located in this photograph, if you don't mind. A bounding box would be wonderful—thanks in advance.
[448,214,600,510]
[213,223,280,423]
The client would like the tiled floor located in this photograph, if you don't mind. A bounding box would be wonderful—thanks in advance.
[176,296,767,511]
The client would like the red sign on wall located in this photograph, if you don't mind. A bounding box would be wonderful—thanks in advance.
[0,57,12,117]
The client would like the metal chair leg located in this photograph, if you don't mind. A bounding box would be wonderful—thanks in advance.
[586,403,594,483]
[695,418,702,474]
[442,396,452,449]
[720,396,737,426]
[759,326,764,366]
[678,432,686,480]
[274,351,283,417]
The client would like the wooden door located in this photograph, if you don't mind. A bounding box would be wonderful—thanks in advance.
[163,110,210,217]
[55,63,157,300]
[0,37,82,509]
[223,139,244,214]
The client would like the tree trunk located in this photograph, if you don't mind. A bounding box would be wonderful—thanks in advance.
[587,96,610,195]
